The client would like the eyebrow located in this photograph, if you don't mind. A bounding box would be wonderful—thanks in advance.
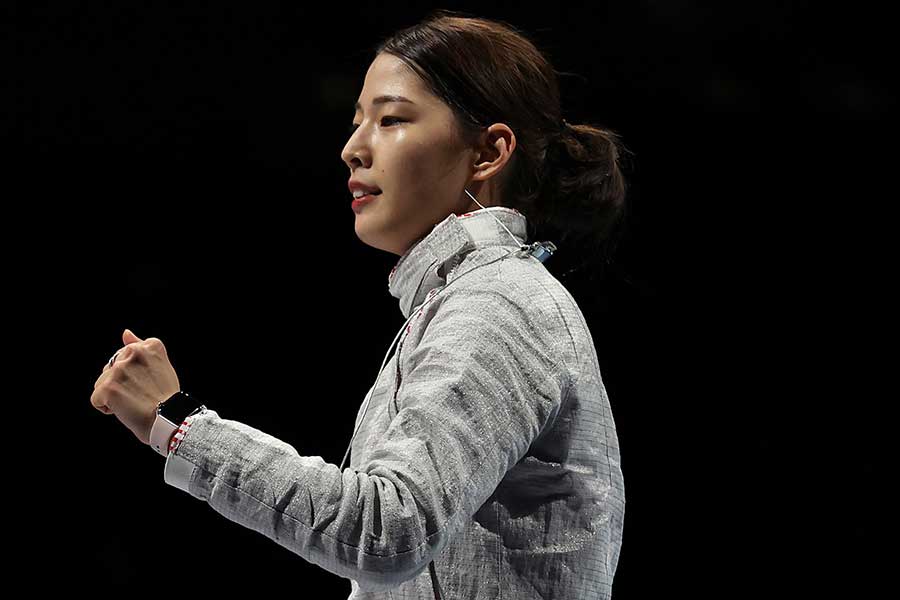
[354,95,415,112]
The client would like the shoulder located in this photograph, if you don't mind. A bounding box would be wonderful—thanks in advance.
[432,252,580,364]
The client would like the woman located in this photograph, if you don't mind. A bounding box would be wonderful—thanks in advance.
[92,10,628,599]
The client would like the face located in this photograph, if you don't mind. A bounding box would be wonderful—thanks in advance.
[341,52,515,256]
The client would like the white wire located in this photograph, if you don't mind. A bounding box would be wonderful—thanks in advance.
[463,188,530,250]
[338,188,531,471]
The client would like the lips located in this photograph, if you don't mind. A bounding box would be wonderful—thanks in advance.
[351,191,379,213]
[348,179,382,196]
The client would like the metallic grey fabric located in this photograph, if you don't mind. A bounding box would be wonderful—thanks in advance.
[166,207,625,598]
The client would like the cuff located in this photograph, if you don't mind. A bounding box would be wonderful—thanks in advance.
[164,449,197,495]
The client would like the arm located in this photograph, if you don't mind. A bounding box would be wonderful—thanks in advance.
[163,285,573,591]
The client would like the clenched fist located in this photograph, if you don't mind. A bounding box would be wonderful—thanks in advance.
[91,329,181,446]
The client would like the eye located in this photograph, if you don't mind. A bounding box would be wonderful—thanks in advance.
[347,116,404,135]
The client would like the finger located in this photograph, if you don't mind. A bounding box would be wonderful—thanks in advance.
[90,388,113,414]
[103,344,137,372]
[107,336,142,362]
[94,364,117,390]
[103,348,122,373]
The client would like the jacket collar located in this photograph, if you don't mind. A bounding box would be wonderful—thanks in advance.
[388,207,528,318]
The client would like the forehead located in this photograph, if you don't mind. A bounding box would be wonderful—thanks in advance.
[354,53,432,112]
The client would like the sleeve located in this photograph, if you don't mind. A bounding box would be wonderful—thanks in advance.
[162,284,572,591]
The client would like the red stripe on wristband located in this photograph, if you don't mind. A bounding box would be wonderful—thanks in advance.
[168,416,195,455]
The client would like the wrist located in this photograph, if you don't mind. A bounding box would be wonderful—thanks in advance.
[150,391,206,458]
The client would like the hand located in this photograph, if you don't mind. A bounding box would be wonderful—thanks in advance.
[91,329,181,446]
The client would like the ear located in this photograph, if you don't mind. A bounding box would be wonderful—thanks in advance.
[473,124,515,176]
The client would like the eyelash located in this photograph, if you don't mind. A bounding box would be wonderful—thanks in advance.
[348,116,404,135]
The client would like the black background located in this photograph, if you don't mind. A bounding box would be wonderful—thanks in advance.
[7,1,885,596]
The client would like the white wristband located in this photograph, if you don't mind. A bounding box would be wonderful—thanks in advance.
[149,413,180,458]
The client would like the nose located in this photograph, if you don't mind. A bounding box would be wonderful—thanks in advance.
[341,129,371,171]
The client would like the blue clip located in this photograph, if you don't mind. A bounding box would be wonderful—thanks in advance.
[523,241,556,263]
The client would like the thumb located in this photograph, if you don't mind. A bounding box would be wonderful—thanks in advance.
[123,328,143,345]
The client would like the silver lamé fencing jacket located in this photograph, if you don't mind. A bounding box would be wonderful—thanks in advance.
[164,206,625,599]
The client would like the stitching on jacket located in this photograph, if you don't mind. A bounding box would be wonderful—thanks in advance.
[527,274,579,363]
[393,346,402,413]
[497,501,502,600]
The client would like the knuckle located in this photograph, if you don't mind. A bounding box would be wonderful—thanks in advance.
[122,346,144,364]
[94,371,109,389]
[103,381,122,402]
[90,389,107,409]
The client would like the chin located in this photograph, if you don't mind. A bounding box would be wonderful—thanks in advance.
[354,223,401,255]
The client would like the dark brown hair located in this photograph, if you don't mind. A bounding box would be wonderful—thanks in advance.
[374,9,633,283]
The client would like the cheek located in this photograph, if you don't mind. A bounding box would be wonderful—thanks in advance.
[394,140,432,178]
[403,141,462,189]
[378,131,463,212]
